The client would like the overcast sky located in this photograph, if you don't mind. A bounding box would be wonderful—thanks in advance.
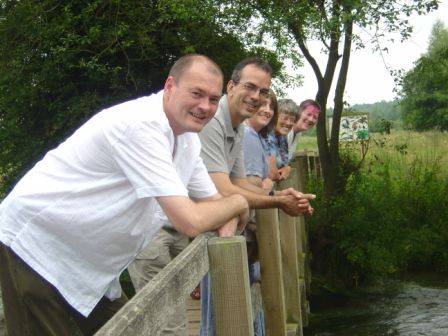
[286,0,448,106]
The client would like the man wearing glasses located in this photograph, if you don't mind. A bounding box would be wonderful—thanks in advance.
[198,58,315,335]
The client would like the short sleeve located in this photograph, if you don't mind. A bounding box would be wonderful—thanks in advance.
[266,132,277,157]
[243,128,264,178]
[230,144,247,179]
[187,156,217,199]
[199,116,246,179]
[199,118,232,174]
[111,121,188,199]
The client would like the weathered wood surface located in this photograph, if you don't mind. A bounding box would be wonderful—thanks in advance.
[187,298,200,336]
[95,233,213,336]
[186,283,262,336]
[95,152,318,335]
[278,169,304,335]
[256,208,287,336]
[209,236,253,335]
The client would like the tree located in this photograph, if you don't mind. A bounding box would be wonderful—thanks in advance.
[211,0,439,277]
[399,20,448,131]
[0,0,282,196]
[214,0,438,197]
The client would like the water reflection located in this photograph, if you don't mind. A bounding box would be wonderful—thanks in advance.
[304,276,448,336]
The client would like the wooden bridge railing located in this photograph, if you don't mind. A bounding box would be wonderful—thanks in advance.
[95,152,319,336]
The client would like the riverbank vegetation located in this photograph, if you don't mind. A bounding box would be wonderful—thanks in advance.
[299,130,448,287]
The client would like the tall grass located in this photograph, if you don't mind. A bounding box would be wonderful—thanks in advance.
[305,130,448,282]
[367,130,448,175]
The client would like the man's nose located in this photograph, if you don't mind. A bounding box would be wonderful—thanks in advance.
[198,98,212,111]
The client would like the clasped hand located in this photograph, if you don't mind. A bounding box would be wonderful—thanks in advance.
[277,187,315,216]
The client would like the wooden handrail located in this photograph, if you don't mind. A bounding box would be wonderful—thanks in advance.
[95,233,213,335]
[96,154,319,336]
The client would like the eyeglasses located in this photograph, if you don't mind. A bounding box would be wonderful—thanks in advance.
[278,114,296,124]
[233,81,270,99]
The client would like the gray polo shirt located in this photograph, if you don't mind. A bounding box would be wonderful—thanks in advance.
[199,95,246,178]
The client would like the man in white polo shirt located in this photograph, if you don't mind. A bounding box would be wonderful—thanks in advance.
[0,54,249,336]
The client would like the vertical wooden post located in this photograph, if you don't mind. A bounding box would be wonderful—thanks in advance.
[313,150,322,179]
[279,212,304,335]
[295,154,306,192]
[256,208,287,336]
[278,170,303,333]
[299,149,310,181]
[279,168,303,336]
[208,236,253,336]
[293,156,312,324]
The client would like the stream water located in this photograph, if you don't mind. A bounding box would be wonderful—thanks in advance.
[304,273,448,336]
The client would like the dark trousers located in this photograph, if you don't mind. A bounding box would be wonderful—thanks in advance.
[0,243,128,336]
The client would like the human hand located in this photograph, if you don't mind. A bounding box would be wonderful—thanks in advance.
[217,204,249,237]
[270,170,281,182]
[278,193,315,216]
[262,177,274,191]
[236,206,250,234]
[278,165,291,180]
[275,187,305,198]
[246,221,257,232]
[217,217,238,237]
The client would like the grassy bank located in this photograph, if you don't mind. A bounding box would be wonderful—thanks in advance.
[302,130,448,283]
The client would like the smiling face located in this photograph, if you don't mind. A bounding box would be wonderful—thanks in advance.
[293,105,320,133]
[227,64,271,127]
[247,97,274,133]
[163,59,223,135]
[275,112,295,135]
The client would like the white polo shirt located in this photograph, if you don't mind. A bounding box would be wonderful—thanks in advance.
[0,90,217,316]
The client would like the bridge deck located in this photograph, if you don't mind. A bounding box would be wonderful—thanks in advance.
[187,298,200,336]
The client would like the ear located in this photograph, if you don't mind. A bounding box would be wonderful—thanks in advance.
[226,79,235,97]
[164,76,175,96]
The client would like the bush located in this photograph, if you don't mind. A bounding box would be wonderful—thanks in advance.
[307,131,448,284]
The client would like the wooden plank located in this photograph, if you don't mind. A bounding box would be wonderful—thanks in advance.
[278,211,302,326]
[95,233,212,336]
[185,266,263,336]
[278,170,303,333]
[296,216,307,254]
[256,208,287,336]
[208,236,253,336]
[187,298,200,336]
[292,158,312,296]
[294,155,306,191]
[287,323,302,336]
[299,279,308,327]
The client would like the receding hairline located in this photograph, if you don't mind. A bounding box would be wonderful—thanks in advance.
[230,57,273,83]
[168,54,223,83]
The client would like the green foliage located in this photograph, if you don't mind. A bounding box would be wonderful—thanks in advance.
[307,131,448,283]
[0,0,281,197]
[399,20,448,131]
[226,0,439,198]
[338,157,447,274]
